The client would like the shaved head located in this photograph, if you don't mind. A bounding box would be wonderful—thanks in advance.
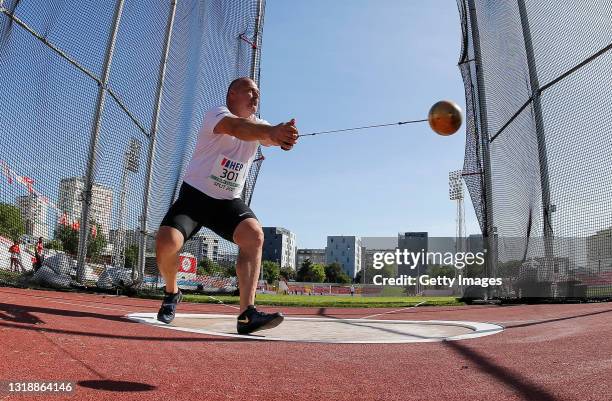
[226,77,256,103]
[226,77,260,118]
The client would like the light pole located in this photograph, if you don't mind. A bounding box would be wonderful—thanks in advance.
[113,138,141,268]
[450,170,465,292]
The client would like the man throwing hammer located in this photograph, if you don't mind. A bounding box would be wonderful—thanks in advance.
[155,77,298,334]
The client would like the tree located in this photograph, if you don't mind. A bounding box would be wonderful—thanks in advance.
[296,260,325,282]
[55,224,78,254]
[498,260,522,278]
[337,271,352,284]
[280,265,296,281]
[325,262,351,283]
[262,260,280,284]
[465,260,485,278]
[0,203,25,240]
[222,262,237,278]
[425,264,456,288]
[296,259,313,282]
[426,264,456,279]
[124,245,139,269]
[355,262,397,284]
[44,239,63,251]
[198,258,224,276]
[87,223,107,261]
[310,263,326,283]
[54,221,106,259]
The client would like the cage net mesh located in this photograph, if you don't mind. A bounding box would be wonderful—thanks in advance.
[457,0,612,299]
[0,0,265,294]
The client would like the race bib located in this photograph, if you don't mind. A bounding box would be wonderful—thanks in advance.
[209,154,248,197]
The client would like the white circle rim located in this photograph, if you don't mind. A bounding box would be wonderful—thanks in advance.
[126,313,504,344]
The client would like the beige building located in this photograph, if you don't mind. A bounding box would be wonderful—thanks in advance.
[326,236,362,278]
[16,194,49,239]
[587,228,612,273]
[296,248,326,269]
[263,227,297,270]
[184,232,221,263]
[58,177,113,238]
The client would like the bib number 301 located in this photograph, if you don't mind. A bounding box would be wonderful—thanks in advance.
[220,168,239,182]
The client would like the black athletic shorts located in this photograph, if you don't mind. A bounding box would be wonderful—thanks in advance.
[160,182,257,243]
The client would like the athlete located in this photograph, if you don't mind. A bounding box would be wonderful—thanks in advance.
[155,77,298,334]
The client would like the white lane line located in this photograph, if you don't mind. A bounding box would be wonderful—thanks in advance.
[493,320,542,324]
[359,301,427,319]
[20,297,136,313]
[205,295,240,310]
[0,289,144,311]
[4,292,238,314]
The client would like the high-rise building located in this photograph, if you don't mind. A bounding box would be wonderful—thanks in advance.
[362,248,395,272]
[58,177,113,238]
[262,227,296,269]
[587,228,612,273]
[326,236,362,278]
[296,248,326,269]
[108,229,156,250]
[16,194,49,238]
[397,232,428,277]
[183,233,220,263]
[467,234,484,254]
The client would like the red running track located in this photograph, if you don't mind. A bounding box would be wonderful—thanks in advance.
[0,287,610,401]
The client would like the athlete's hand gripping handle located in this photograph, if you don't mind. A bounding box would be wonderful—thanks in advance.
[279,118,298,151]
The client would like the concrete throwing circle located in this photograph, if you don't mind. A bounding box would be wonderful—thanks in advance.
[127,313,503,344]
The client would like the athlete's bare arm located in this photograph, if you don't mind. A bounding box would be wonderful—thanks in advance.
[214,116,298,150]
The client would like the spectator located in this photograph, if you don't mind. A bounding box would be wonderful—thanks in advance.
[350,285,355,297]
[34,237,44,271]
[9,240,25,273]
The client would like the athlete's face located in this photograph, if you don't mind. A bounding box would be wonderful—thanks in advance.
[229,80,259,117]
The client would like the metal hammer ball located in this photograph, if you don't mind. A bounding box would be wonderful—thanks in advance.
[428,100,462,136]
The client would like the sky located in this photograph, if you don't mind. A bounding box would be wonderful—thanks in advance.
[0,0,480,247]
[2,0,607,248]
[251,0,480,248]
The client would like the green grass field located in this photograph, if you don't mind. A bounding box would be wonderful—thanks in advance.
[585,287,612,298]
[0,269,21,283]
[0,269,461,307]
[179,293,463,308]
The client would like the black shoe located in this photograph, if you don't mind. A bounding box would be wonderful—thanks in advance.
[237,305,284,334]
[157,289,182,324]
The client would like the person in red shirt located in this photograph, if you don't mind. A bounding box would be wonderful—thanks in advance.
[8,240,24,273]
[34,237,44,271]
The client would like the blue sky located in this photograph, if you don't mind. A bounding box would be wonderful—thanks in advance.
[252,0,480,248]
[0,0,480,247]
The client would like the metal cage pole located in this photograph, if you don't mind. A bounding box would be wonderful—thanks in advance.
[239,0,266,207]
[466,0,497,294]
[517,0,554,262]
[137,0,179,283]
[248,0,265,285]
[76,0,125,282]
[249,0,265,84]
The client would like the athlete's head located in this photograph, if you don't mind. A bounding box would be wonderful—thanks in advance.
[226,77,259,118]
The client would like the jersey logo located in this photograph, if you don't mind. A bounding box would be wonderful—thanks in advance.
[220,158,244,172]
